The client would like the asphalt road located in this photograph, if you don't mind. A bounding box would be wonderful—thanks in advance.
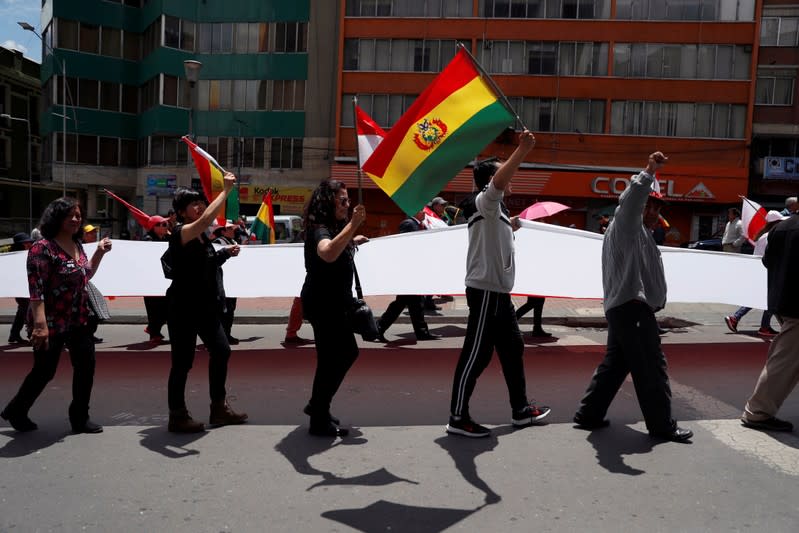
[0,323,797,532]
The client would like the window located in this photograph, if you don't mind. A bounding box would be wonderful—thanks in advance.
[164,15,180,48]
[79,79,99,109]
[270,138,302,169]
[181,20,195,51]
[121,139,137,167]
[123,31,141,60]
[272,22,307,52]
[611,100,745,138]
[761,17,799,47]
[121,85,138,113]
[58,19,79,50]
[528,43,557,74]
[613,43,750,80]
[80,23,100,53]
[163,74,178,106]
[101,27,121,57]
[99,137,118,166]
[100,82,120,111]
[756,71,795,105]
[617,0,754,21]
[481,0,608,19]
[78,135,98,164]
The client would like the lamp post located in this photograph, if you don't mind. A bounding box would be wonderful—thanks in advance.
[1,114,33,232]
[19,21,66,196]
[183,60,202,140]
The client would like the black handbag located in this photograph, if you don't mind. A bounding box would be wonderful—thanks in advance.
[351,259,380,342]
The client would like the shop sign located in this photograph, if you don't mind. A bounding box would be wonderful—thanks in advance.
[590,176,716,201]
[764,157,799,180]
[146,174,177,196]
[238,185,312,215]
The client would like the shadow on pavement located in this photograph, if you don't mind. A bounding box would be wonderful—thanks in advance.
[137,426,207,458]
[0,428,69,458]
[583,424,670,476]
[322,499,485,533]
[435,424,518,505]
[275,425,416,491]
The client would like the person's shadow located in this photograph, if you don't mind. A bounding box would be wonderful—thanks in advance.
[274,426,417,490]
[0,428,69,458]
[434,424,518,505]
[138,427,206,459]
[583,424,672,475]
[321,499,486,533]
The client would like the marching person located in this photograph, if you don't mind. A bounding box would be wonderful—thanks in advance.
[142,215,171,344]
[164,177,247,433]
[212,220,240,345]
[8,232,34,344]
[573,152,693,442]
[740,210,799,432]
[376,209,440,342]
[300,180,368,437]
[446,130,551,438]
[1,198,111,433]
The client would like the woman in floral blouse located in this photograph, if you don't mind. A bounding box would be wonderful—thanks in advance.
[1,197,112,434]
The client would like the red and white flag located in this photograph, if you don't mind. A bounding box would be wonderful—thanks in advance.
[423,205,448,229]
[741,196,768,243]
[355,105,386,169]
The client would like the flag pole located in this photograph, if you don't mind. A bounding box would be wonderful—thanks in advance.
[456,42,528,131]
[352,96,363,205]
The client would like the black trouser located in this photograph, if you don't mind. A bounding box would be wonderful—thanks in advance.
[166,298,230,411]
[515,296,545,330]
[221,297,237,338]
[306,311,359,420]
[576,300,674,434]
[378,295,429,336]
[450,287,528,418]
[3,326,96,425]
[143,296,168,336]
[10,297,29,339]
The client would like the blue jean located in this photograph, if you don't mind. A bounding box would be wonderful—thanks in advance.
[733,307,773,329]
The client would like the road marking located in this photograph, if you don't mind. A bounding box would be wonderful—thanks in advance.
[671,380,799,477]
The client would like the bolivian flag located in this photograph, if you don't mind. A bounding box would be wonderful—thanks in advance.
[181,135,239,223]
[250,190,276,244]
[362,46,515,216]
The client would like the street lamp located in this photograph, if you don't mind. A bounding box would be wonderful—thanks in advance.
[183,60,202,139]
[19,20,67,196]
[1,114,33,232]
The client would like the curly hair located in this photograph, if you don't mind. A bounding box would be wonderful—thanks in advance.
[304,180,348,235]
[39,197,84,241]
[172,187,207,222]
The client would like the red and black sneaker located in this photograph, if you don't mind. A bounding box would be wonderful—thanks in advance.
[512,402,551,427]
[446,416,490,438]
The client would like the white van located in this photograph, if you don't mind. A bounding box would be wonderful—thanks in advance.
[244,214,303,243]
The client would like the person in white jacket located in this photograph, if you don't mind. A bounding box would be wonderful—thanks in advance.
[721,208,745,253]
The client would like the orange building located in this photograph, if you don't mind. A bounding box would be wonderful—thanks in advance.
[331,0,764,244]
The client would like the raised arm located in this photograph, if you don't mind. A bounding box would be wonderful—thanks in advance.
[317,205,367,263]
[88,237,112,279]
[180,172,236,245]
[490,130,536,191]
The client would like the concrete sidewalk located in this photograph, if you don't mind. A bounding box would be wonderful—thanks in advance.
[0,296,746,329]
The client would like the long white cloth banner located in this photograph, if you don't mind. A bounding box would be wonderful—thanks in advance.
[0,221,767,309]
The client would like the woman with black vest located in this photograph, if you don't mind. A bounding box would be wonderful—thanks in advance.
[301,180,367,437]
[165,175,247,433]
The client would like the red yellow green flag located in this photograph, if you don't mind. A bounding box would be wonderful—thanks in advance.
[181,135,239,223]
[250,190,276,244]
[361,47,515,215]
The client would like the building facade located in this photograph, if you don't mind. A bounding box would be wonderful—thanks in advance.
[0,46,51,237]
[333,0,761,243]
[749,0,799,212]
[38,0,338,236]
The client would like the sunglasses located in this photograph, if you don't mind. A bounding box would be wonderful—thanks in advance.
[338,197,350,207]
[155,222,168,227]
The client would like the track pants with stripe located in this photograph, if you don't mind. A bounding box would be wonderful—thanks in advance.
[450,287,528,418]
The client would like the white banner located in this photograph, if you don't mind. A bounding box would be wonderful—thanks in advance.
[0,221,767,309]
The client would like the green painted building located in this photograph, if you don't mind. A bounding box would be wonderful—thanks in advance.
[39,0,339,234]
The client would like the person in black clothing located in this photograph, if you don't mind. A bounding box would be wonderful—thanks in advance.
[300,179,368,437]
[376,209,440,342]
[165,177,247,433]
[142,215,170,344]
[515,296,551,337]
[8,232,34,343]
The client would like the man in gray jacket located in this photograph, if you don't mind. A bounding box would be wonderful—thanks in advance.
[573,152,693,442]
[446,130,551,438]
